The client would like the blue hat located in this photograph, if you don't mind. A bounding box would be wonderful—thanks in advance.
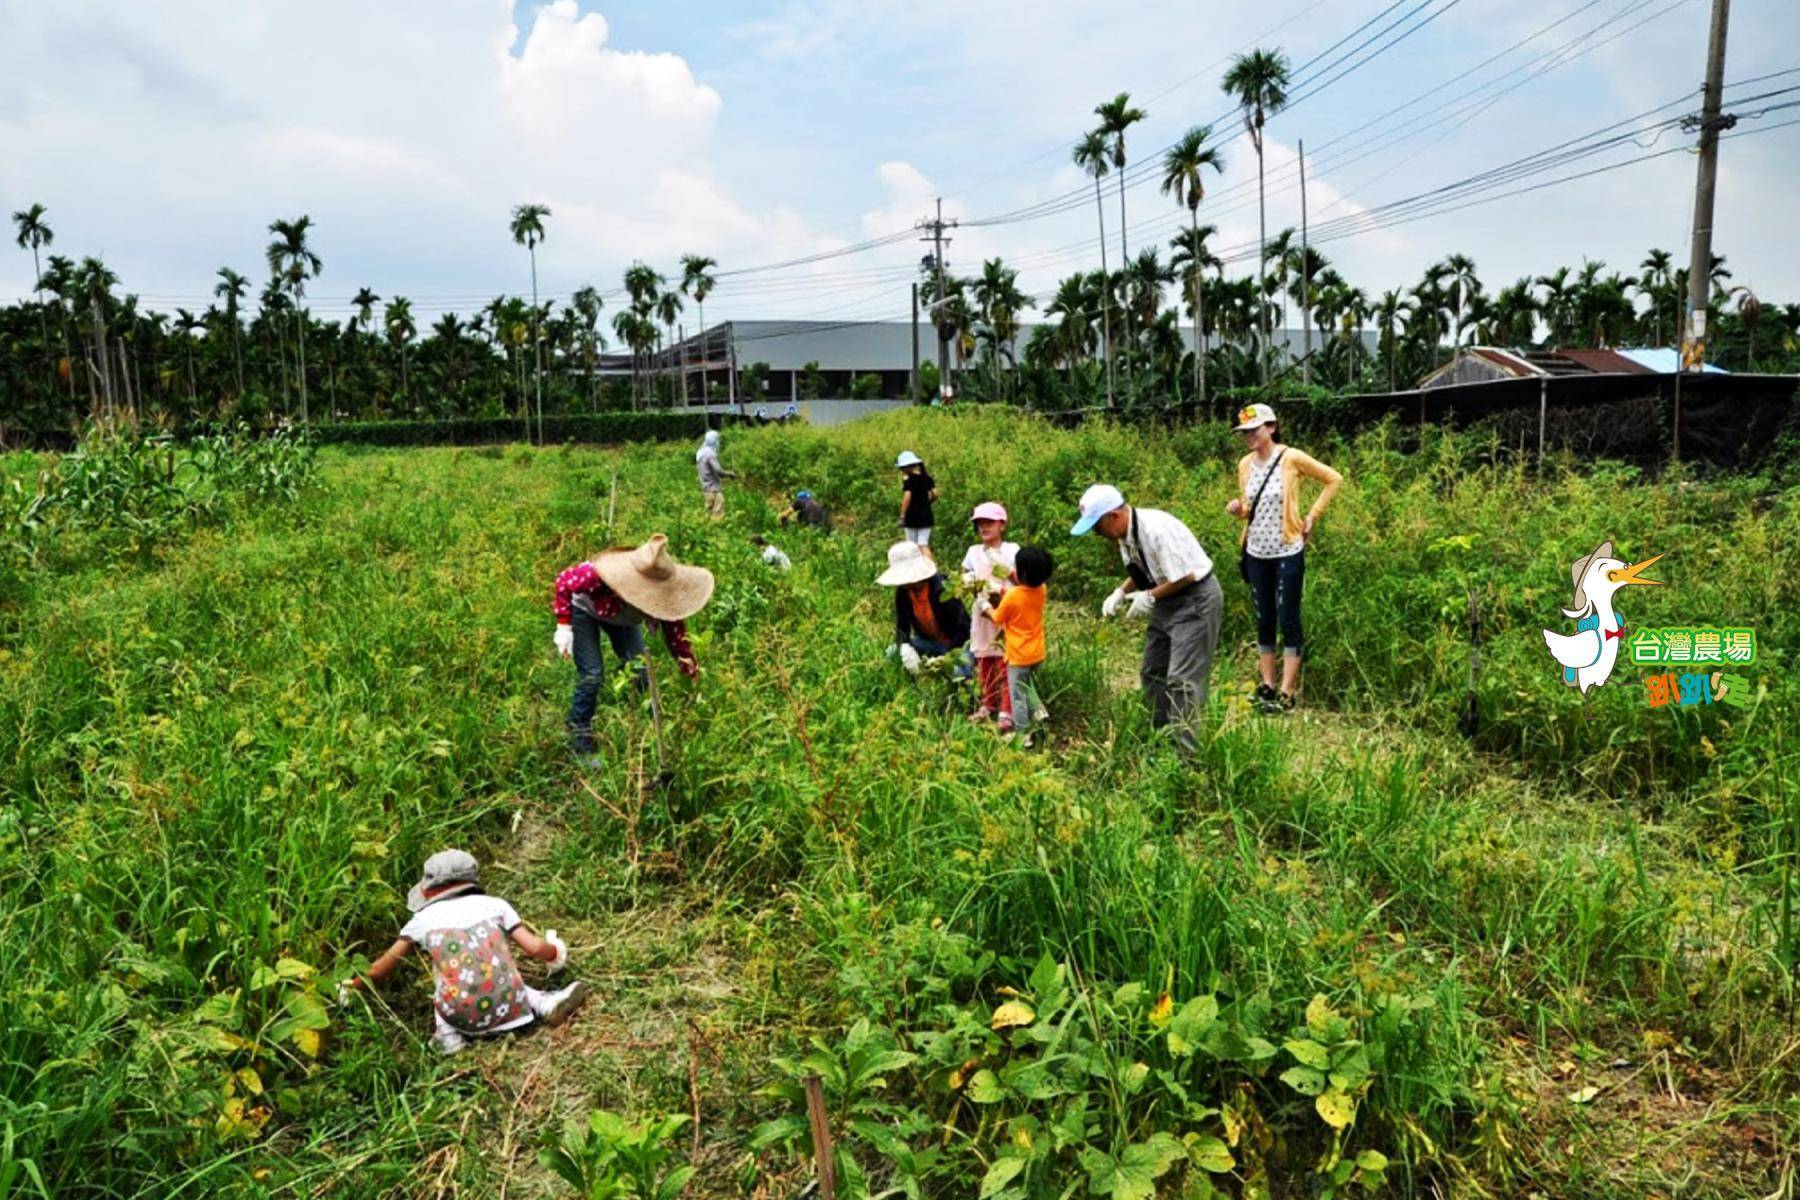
[795,490,813,501]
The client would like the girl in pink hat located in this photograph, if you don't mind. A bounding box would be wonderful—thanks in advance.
[961,502,1019,727]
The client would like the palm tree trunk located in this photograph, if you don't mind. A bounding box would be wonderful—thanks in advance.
[1256,138,1270,385]
[232,321,244,396]
[295,311,309,423]
[1189,209,1202,410]
[29,246,53,393]
[1094,180,1114,409]
[529,246,543,445]
[1117,165,1132,395]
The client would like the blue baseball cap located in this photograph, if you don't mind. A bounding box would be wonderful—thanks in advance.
[795,490,813,501]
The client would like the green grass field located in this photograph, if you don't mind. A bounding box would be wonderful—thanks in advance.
[2,410,1796,1198]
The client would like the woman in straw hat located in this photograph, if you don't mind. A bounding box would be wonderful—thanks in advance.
[876,540,971,679]
[551,534,712,760]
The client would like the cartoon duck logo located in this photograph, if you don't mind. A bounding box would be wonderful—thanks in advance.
[1541,540,1663,694]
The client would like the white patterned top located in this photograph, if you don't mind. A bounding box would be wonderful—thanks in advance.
[1245,454,1303,560]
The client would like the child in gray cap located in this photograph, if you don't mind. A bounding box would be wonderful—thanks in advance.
[341,849,588,1054]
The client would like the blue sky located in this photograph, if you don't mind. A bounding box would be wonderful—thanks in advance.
[2,0,1796,331]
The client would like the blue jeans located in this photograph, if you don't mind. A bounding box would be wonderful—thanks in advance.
[567,609,647,752]
[1243,551,1305,655]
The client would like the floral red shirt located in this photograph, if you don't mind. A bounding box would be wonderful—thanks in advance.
[552,562,698,678]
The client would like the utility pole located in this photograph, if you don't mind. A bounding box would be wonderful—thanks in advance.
[910,282,920,404]
[1299,139,1312,387]
[916,198,957,403]
[1675,0,1732,463]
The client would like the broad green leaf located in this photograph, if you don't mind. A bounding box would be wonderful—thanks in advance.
[1316,1088,1355,1130]
[1306,993,1346,1040]
[656,1165,696,1200]
[1166,995,1219,1056]
[193,989,241,1026]
[1122,1061,1150,1094]
[1112,982,1145,1008]
[248,964,279,991]
[747,1114,809,1151]
[1028,953,1061,997]
[980,1156,1026,1198]
[1280,1065,1327,1096]
[1354,1149,1389,1172]
[1284,1038,1329,1069]
[1186,1134,1235,1173]
[274,956,314,980]
[966,1069,1005,1103]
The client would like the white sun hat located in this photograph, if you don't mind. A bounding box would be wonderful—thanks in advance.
[875,540,938,587]
[894,450,923,469]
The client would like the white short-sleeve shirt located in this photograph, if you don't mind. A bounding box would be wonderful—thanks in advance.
[1118,507,1214,586]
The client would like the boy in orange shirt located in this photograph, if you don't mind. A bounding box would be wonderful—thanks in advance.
[985,546,1053,747]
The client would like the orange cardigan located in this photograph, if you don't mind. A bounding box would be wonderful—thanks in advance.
[1234,447,1343,548]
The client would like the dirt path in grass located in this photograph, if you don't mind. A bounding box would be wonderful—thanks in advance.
[455,809,767,1200]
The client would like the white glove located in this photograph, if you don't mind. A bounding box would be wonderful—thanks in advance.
[1127,591,1158,620]
[1101,586,1127,618]
[899,644,922,676]
[544,929,569,973]
[554,624,574,658]
[974,595,994,619]
[336,979,357,1006]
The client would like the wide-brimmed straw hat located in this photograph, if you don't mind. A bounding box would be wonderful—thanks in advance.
[407,848,481,913]
[876,541,938,587]
[593,534,715,622]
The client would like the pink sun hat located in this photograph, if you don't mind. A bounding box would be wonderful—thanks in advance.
[970,501,1008,524]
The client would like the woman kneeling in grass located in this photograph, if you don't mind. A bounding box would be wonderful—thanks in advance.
[878,540,971,680]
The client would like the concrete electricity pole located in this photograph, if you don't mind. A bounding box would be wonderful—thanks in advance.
[1299,139,1312,387]
[916,199,957,402]
[1675,0,1732,462]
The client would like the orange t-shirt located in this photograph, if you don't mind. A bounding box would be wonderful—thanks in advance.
[990,584,1046,667]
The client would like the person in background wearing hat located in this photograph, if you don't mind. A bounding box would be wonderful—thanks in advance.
[961,502,1020,727]
[695,429,736,519]
[783,490,832,531]
[341,849,589,1056]
[895,451,937,551]
[877,541,971,679]
[552,534,711,761]
[1225,403,1342,714]
[1073,484,1223,758]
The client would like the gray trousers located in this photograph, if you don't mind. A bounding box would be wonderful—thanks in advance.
[1140,572,1222,757]
[1007,664,1042,733]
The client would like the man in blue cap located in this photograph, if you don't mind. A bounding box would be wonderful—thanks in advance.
[789,489,831,530]
[1072,483,1222,758]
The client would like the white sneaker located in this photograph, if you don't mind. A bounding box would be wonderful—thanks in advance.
[538,981,591,1028]
[1032,704,1050,723]
[433,1027,469,1056]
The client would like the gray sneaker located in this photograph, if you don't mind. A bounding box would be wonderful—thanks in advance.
[539,981,591,1028]
[433,1027,470,1056]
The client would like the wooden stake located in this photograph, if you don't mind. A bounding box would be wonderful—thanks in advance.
[803,1074,837,1200]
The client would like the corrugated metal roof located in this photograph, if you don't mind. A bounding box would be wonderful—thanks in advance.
[1554,349,1653,375]
[1616,347,1728,374]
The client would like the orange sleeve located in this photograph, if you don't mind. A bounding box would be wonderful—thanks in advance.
[990,588,1020,629]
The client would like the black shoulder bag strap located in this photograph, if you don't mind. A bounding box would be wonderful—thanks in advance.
[1239,449,1286,581]
[1126,510,1156,591]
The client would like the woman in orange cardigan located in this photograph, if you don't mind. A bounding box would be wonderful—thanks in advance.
[1225,403,1342,713]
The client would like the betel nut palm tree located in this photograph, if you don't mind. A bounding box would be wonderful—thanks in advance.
[1221,48,1292,383]
[509,202,551,443]
[1160,125,1226,407]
